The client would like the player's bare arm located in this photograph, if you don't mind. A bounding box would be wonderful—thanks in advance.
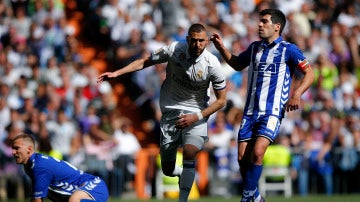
[286,64,314,112]
[176,88,226,129]
[210,33,245,71]
[97,57,156,83]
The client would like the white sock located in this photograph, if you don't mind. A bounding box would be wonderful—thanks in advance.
[172,165,183,177]
[253,194,262,202]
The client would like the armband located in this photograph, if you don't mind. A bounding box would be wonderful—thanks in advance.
[298,59,309,72]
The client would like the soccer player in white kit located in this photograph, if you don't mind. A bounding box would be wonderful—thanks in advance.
[97,23,227,202]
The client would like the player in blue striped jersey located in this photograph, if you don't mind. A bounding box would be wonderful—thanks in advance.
[11,133,109,202]
[211,9,314,202]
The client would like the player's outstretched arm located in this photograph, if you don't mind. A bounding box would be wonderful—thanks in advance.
[97,57,155,84]
[210,32,243,70]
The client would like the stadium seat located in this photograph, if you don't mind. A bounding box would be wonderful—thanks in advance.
[258,144,292,197]
[155,169,181,199]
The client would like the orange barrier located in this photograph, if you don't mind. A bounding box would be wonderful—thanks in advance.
[134,147,159,199]
[134,148,209,199]
[196,151,209,195]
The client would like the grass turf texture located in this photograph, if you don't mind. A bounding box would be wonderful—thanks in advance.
[7,194,360,202]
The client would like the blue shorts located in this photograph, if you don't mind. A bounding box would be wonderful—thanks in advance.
[238,114,281,143]
[78,177,109,202]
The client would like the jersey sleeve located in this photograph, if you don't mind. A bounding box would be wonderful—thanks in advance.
[209,57,226,90]
[287,43,309,73]
[150,42,176,63]
[32,166,52,198]
[237,42,256,67]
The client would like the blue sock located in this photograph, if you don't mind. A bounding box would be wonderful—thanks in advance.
[80,199,95,202]
[241,164,263,201]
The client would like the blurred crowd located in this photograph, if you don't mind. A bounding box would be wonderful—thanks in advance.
[0,0,360,200]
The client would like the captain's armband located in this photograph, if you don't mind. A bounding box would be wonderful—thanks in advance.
[297,59,310,72]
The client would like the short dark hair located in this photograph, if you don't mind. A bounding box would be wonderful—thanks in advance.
[12,133,35,147]
[188,23,207,35]
[260,9,286,35]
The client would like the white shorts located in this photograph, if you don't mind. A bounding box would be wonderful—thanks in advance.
[159,110,208,161]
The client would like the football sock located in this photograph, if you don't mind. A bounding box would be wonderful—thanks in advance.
[172,165,183,177]
[179,160,196,202]
[253,194,262,202]
[241,164,263,202]
[80,199,95,202]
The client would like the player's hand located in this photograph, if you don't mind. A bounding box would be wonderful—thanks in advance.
[210,33,223,50]
[97,72,117,84]
[285,96,301,112]
[175,113,198,129]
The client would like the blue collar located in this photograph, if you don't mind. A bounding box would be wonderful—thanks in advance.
[261,36,283,48]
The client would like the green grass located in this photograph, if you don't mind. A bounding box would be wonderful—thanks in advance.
[7,194,360,202]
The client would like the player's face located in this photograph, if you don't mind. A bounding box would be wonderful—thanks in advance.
[12,139,32,164]
[258,14,280,42]
[187,31,208,58]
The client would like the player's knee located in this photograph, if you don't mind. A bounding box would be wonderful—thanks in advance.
[69,190,92,202]
[182,144,200,160]
[161,161,176,176]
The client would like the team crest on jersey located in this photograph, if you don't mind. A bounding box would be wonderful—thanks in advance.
[272,50,281,57]
[179,53,186,61]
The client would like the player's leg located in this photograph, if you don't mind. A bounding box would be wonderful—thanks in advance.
[179,139,203,202]
[69,177,109,202]
[160,148,181,177]
[160,111,184,177]
[242,115,279,202]
[69,190,93,202]
[248,137,270,202]
[238,141,252,182]
[238,140,257,202]
[47,189,70,202]
[237,115,257,202]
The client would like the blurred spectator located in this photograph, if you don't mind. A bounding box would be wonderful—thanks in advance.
[313,52,339,93]
[205,110,235,196]
[0,95,10,140]
[82,112,119,197]
[11,5,31,40]
[47,108,81,161]
[298,110,336,196]
[112,116,141,195]
[0,120,26,199]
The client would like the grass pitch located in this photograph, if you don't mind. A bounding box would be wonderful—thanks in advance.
[7,194,360,202]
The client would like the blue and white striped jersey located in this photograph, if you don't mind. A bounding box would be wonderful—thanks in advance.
[25,153,96,198]
[238,36,308,118]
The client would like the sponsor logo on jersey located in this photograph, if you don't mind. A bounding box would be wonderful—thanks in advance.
[254,62,280,73]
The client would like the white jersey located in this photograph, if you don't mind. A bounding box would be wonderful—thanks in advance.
[151,41,226,113]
